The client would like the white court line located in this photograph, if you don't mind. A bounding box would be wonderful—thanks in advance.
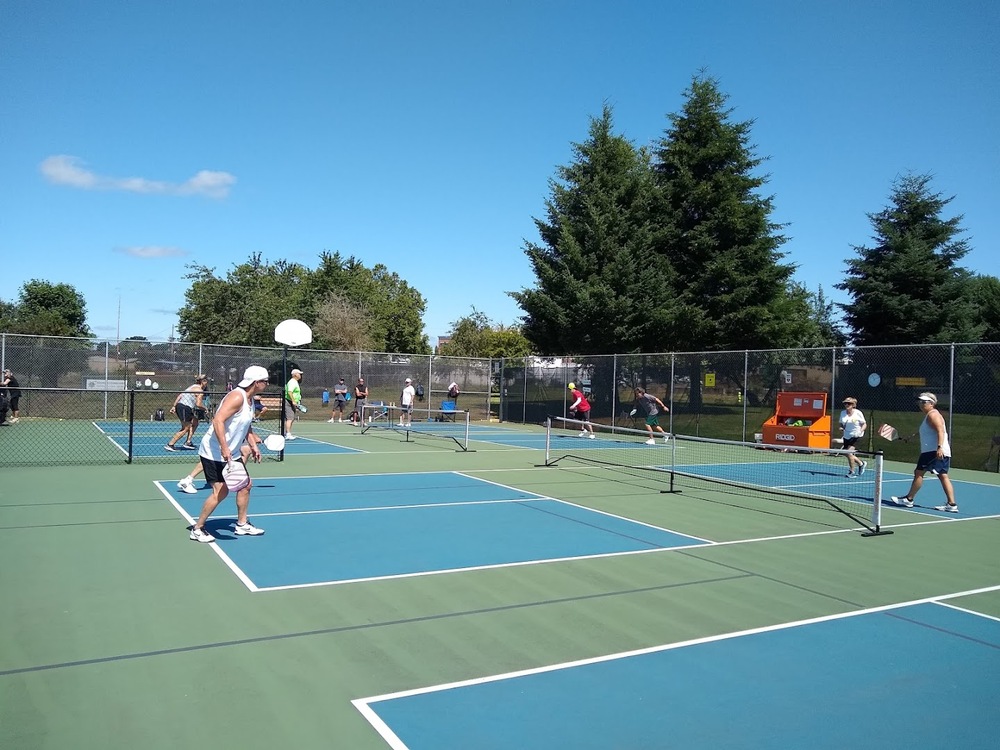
[156,468,996,594]
[454,471,714,543]
[153,481,259,592]
[352,583,1000,750]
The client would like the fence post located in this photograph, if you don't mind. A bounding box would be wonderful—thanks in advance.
[949,342,955,440]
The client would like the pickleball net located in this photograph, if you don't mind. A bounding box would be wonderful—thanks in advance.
[360,404,471,451]
[545,416,890,536]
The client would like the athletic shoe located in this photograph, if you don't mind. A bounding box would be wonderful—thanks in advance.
[579,431,588,437]
[934,504,959,513]
[645,438,656,445]
[181,444,197,450]
[164,444,177,452]
[189,526,214,543]
[588,433,596,439]
[9,417,19,423]
[234,521,265,536]
[858,461,867,476]
[338,419,343,423]
[889,496,914,508]
[177,478,197,495]
[326,418,336,423]
[846,472,856,478]
[663,435,670,444]
[285,434,297,440]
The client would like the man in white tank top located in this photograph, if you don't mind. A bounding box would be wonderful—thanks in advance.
[888,392,958,513]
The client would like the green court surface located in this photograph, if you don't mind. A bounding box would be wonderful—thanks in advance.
[2,421,999,749]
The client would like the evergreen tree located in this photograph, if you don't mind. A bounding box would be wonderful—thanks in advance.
[836,173,982,344]
[510,105,666,354]
[652,74,804,352]
[968,275,1000,343]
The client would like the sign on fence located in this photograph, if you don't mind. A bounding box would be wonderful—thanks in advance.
[84,379,127,391]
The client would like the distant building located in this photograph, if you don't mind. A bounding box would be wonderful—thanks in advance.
[436,335,452,354]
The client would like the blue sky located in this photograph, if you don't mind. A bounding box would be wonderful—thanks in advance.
[1,0,997,347]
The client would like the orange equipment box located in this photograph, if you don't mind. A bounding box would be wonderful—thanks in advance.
[761,391,831,449]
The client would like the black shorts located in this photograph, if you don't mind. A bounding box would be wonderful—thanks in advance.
[193,407,207,421]
[201,456,227,485]
[176,404,194,423]
[577,409,591,422]
[843,436,860,448]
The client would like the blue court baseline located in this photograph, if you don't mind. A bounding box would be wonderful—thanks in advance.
[358,600,1000,749]
[161,472,707,589]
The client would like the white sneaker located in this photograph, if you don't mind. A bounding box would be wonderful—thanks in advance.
[858,461,867,476]
[177,478,197,494]
[645,438,656,445]
[9,417,19,423]
[189,526,214,543]
[846,472,856,478]
[934,504,959,513]
[588,433,596,439]
[234,521,265,536]
[338,419,343,423]
[889,496,914,508]
[326,418,336,423]
[285,434,297,440]
[663,435,670,444]
[579,431,588,437]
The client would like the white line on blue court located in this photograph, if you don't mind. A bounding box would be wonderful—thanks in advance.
[352,584,1000,750]
[453,470,716,543]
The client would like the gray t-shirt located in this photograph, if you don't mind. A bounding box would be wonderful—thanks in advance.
[639,393,659,416]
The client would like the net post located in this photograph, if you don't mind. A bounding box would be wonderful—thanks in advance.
[861,451,893,537]
[463,410,470,451]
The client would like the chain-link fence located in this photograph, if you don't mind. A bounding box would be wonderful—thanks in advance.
[2,335,998,470]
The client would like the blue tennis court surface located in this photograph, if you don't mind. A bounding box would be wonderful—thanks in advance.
[94,420,360,456]
[357,601,1000,749]
[158,471,708,589]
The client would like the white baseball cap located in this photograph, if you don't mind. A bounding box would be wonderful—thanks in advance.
[405,378,412,383]
[238,365,270,387]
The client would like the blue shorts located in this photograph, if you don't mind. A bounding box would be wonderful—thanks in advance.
[916,451,950,475]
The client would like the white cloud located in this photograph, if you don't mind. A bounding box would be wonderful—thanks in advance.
[40,155,236,198]
[116,246,188,259]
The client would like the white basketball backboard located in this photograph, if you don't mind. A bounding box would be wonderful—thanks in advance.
[274,319,312,347]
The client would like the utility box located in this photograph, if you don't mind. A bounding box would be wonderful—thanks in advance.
[762,392,831,449]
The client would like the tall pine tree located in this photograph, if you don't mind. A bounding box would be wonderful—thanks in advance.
[836,173,982,344]
[510,105,669,354]
[652,75,808,352]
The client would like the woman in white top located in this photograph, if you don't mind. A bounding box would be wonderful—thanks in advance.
[839,397,867,477]
[189,366,269,543]
[889,392,958,513]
